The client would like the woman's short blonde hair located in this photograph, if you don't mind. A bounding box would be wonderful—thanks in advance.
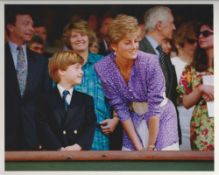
[48,50,84,83]
[63,19,96,49]
[108,14,141,44]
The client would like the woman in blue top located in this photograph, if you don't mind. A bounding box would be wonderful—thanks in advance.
[62,19,120,150]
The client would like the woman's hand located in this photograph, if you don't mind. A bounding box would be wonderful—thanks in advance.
[100,117,119,135]
[199,84,214,101]
[121,118,143,151]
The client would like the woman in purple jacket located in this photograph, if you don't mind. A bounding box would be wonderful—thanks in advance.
[95,15,179,151]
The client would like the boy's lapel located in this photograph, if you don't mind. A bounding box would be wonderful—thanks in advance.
[52,87,66,125]
[63,90,82,125]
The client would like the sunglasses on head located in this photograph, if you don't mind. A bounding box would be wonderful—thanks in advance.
[199,30,213,37]
[186,38,197,44]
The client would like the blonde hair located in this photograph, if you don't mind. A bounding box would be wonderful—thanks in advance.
[108,14,141,44]
[48,50,84,83]
[63,19,96,49]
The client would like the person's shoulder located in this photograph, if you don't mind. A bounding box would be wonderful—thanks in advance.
[89,52,103,63]
[28,48,48,63]
[136,51,160,74]
[38,88,56,103]
[137,50,158,64]
[94,53,113,69]
[74,90,93,102]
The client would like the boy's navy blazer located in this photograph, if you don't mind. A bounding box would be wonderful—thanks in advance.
[37,87,96,150]
[5,43,51,150]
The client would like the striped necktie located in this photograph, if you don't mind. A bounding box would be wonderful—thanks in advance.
[156,45,166,66]
[63,90,70,111]
[17,46,27,96]
[156,45,169,82]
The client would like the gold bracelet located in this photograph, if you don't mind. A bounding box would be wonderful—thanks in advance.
[148,145,155,149]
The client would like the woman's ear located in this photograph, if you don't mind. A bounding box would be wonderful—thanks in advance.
[111,43,117,52]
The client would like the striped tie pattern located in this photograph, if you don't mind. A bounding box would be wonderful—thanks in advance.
[156,45,166,66]
[63,90,70,111]
[156,45,169,82]
[17,46,27,96]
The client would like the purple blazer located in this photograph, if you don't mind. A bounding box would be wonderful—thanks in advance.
[95,51,178,150]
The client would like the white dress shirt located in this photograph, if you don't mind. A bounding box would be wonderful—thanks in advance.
[8,41,28,70]
[57,84,73,105]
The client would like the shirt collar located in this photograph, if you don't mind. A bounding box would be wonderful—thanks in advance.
[8,40,27,53]
[57,84,74,98]
[145,35,159,55]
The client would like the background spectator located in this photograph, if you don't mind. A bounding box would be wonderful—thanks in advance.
[98,15,113,56]
[176,20,214,151]
[171,21,198,150]
[5,7,51,150]
[139,6,181,144]
[28,34,45,55]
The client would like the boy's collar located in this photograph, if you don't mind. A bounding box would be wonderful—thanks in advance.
[57,84,74,97]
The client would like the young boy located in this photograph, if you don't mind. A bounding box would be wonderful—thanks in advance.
[37,50,96,151]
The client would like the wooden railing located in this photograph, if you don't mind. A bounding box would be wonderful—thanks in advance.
[5,151,214,161]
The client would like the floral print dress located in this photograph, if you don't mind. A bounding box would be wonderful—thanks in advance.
[177,65,214,151]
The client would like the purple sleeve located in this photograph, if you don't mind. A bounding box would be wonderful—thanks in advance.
[95,63,131,122]
[146,57,166,118]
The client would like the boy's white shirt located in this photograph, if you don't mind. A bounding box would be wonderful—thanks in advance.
[57,84,73,105]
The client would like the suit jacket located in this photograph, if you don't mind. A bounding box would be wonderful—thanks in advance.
[139,37,178,105]
[37,88,96,150]
[5,43,51,150]
[99,40,112,56]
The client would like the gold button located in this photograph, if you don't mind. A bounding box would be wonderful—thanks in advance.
[74,130,77,134]
[38,145,42,150]
[63,130,67,135]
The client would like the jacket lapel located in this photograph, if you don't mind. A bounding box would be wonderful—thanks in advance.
[23,49,38,97]
[51,87,66,126]
[5,44,21,98]
[63,90,81,125]
[142,37,157,55]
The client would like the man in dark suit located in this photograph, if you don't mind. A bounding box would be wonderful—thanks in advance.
[139,6,181,144]
[98,15,113,56]
[37,50,96,150]
[5,7,51,150]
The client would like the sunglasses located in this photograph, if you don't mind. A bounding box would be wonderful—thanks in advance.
[186,38,197,44]
[199,30,213,37]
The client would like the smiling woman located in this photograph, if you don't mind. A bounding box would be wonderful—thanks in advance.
[62,19,120,150]
[95,14,179,151]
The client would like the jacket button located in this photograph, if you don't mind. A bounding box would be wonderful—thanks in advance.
[74,130,77,134]
[63,130,67,135]
[38,145,42,150]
